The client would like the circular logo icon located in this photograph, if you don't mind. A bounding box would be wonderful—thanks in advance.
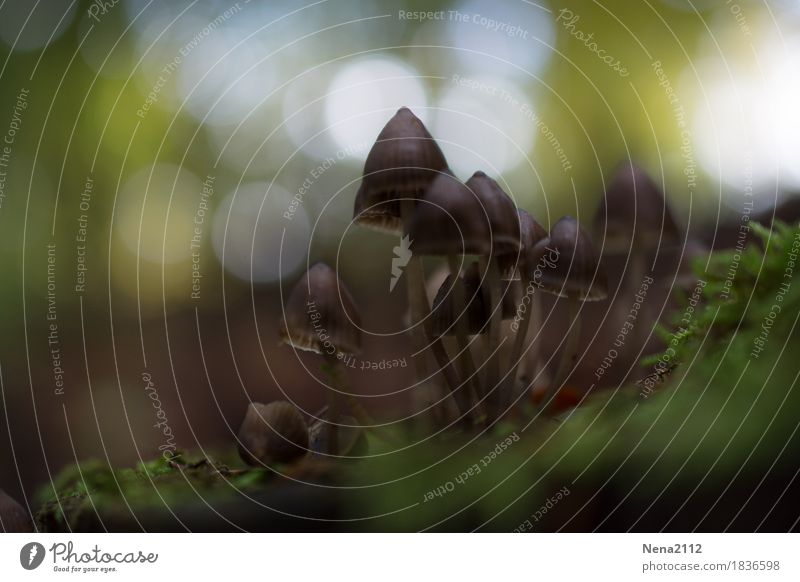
[20,542,45,570]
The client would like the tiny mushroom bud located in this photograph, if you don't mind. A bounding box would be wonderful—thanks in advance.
[0,489,33,532]
[238,401,309,465]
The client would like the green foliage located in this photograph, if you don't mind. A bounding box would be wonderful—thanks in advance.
[643,221,800,369]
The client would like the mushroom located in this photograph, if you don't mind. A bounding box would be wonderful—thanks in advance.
[592,162,680,349]
[529,216,608,412]
[352,107,449,384]
[0,489,32,532]
[501,209,548,410]
[592,161,680,258]
[238,401,309,466]
[463,171,521,419]
[406,171,495,420]
[279,262,362,455]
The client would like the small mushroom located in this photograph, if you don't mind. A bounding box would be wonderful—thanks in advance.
[352,108,450,393]
[0,489,32,532]
[279,262,362,455]
[354,107,448,235]
[503,209,548,409]
[593,162,680,349]
[406,171,495,419]
[463,171,521,419]
[529,216,607,413]
[238,401,309,466]
[592,161,680,256]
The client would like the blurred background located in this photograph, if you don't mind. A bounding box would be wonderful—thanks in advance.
[1,0,799,512]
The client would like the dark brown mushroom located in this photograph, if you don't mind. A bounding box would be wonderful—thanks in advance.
[354,107,448,234]
[352,107,450,397]
[531,216,608,302]
[406,172,500,418]
[279,262,362,454]
[592,162,680,254]
[238,401,309,466]
[529,216,607,412]
[464,171,522,420]
[503,209,549,410]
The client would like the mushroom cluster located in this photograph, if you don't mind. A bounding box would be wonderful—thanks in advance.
[237,108,684,467]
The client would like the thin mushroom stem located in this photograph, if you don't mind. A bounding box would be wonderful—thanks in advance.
[447,253,481,420]
[506,277,536,411]
[430,339,469,417]
[323,358,402,448]
[481,256,503,421]
[322,353,344,455]
[537,295,580,414]
[400,200,466,415]
[400,199,430,385]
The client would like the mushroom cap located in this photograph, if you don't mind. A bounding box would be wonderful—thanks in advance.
[528,216,608,301]
[238,401,309,466]
[592,162,680,253]
[352,184,403,234]
[431,263,517,336]
[405,172,494,256]
[499,208,548,279]
[464,171,521,256]
[0,489,32,532]
[353,107,448,233]
[279,263,362,356]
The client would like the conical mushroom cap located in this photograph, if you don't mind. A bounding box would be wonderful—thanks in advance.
[528,216,608,301]
[499,208,548,279]
[0,489,32,532]
[464,171,521,256]
[279,263,362,356]
[593,162,680,253]
[405,172,493,256]
[237,401,309,466]
[354,107,448,233]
